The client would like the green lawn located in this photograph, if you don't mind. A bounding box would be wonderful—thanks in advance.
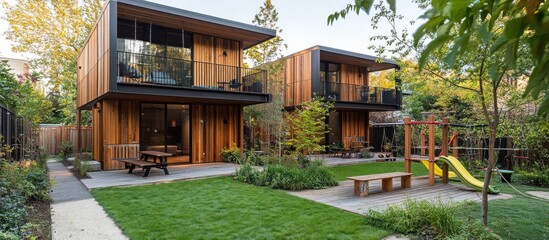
[92,177,388,240]
[456,181,549,240]
[329,161,428,181]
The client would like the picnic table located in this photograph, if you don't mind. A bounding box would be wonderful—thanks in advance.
[114,150,172,177]
[347,172,412,196]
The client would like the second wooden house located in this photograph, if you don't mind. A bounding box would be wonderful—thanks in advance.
[282,46,402,149]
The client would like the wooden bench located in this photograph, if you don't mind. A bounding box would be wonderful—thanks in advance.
[347,172,413,196]
[114,158,158,177]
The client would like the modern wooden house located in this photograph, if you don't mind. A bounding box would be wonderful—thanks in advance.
[76,0,275,170]
[282,46,401,147]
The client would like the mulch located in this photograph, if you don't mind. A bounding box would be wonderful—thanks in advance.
[26,200,52,240]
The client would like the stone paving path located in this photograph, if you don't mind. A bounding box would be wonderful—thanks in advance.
[48,160,128,240]
[526,191,549,200]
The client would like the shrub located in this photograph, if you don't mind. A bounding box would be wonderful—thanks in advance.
[235,159,338,191]
[74,152,93,177]
[360,147,373,158]
[59,141,73,160]
[366,198,462,239]
[234,163,261,183]
[0,231,19,240]
[0,179,27,235]
[515,168,549,187]
[0,161,50,201]
[23,164,50,201]
[220,143,241,163]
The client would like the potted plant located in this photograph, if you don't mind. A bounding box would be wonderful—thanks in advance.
[360,146,373,159]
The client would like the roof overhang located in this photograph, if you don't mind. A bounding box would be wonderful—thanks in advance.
[314,45,399,72]
[116,0,276,49]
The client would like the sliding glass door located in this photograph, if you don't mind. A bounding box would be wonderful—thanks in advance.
[140,103,190,163]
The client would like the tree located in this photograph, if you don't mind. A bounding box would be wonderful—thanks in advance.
[244,0,288,156]
[328,0,534,226]
[0,60,51,124]
[2,0,104,125]
[245,0,287,67]
[329,0,548,116]
[287,97,333,157]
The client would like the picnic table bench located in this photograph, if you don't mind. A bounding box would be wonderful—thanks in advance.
[347,172,413,196]
[114,150,172,177]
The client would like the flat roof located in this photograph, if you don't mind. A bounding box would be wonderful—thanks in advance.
[116,0,276,49]
[285,45,399,71]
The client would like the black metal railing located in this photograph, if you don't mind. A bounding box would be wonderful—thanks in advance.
[117,51,268,94]
[319,82,399,105]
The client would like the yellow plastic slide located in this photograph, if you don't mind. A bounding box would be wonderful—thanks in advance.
[420,160,457,178]
[438,155,500,194]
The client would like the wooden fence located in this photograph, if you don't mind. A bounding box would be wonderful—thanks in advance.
[38,125,92,155]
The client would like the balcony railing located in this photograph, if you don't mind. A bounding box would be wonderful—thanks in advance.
[117,51,268,94]
[319,82,398,105]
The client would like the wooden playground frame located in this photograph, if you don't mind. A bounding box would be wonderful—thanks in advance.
[404,115,454,186]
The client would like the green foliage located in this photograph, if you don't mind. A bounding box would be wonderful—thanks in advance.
[0,61,51,125]
[366,199,465,239]
[515,168,549,188]
[2,0,104,124]
[412,0,549,116]
[220,143,241,163]
[0,178,27,235]
[287,97,333,155]
[359,147,373,158]
[235,159,338,191]
[244,0,287,157]
[244,0,287,67]
[0,160,51,238]
[59,141,73,161]
[0,161,50,202]
[0,231,20,240]
[74,153,92,177]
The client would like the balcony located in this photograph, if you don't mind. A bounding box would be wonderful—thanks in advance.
[319,82,398,105]
[116,51,268,94]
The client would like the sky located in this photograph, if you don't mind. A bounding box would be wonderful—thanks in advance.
[0,0,425,60]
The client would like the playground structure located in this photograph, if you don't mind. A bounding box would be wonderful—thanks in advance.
[403,115,500,194]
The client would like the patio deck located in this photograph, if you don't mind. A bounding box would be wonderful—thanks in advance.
[288,177,512,215]
[81,162,238,189]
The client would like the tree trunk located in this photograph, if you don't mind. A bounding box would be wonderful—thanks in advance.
[482,122,497,225]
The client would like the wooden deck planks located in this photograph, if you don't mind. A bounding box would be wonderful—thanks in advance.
[289,178,512,215]
[81,162,238,189]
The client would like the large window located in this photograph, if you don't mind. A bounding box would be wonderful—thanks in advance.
[320,61,340,99]
[117,19,192,60]
[140,104,190,163]
[117,19,193,86]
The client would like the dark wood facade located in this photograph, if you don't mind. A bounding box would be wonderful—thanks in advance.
[78,0,275,170]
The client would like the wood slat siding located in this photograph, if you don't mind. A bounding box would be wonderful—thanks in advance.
[283,51,312,107]
[341,111,370,144]
[94,99,140,170]
[77,2,111,109]
[191,104,242,163]
[38,126,92,155]
[339,64,369,102]
[193,34,241,87]
[104,143,139,170]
